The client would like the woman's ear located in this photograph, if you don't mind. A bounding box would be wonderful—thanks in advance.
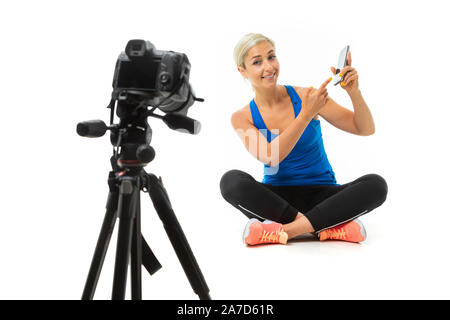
[237,66,247,79]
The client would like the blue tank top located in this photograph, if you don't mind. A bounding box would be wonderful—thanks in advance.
[249,85,339,186]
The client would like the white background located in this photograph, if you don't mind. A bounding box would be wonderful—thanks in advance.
[1,0,449,299]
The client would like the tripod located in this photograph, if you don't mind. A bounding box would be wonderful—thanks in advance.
[81,158,211,300]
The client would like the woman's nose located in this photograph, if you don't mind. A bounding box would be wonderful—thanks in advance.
[263,61,274,71]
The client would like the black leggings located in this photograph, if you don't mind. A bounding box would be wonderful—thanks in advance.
[220,170,388,232]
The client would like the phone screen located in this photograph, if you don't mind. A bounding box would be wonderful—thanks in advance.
[334,45,350,85]
[337,45,349,69]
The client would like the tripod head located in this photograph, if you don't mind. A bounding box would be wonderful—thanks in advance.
[77,93,203,169]
[76,39,203,170]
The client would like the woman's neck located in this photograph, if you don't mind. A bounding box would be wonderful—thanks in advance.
[253,85,284,109]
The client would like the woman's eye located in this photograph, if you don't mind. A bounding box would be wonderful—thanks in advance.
[269,55,276,59]
[253,60,261,65]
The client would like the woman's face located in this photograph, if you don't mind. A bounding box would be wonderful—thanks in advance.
[238,41,280,89]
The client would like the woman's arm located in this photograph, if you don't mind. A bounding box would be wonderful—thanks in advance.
[317,94,374,136]
[349,89,375,135]
[326,50,375,135]
[268,110,314,166]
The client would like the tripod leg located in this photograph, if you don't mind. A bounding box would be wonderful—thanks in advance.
[145,173,211,300]
[82,174,119,300]
[130,189,142,300]
[111,177,138,300]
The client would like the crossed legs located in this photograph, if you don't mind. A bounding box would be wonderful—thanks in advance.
[220,169,388,242]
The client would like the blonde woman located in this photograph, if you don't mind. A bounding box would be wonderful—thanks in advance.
[220,33,388,245]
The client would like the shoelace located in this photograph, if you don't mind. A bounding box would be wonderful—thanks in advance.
[259,230,281,243]
[325,227,347,240]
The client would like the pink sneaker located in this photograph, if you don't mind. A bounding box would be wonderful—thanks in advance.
[243,219,288,246]
[319,219,366,243]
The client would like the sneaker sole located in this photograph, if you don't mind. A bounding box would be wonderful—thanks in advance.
[354,219,367,241]
[243,218,259,244]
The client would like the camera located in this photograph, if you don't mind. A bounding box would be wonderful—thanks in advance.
[112,39,195,114]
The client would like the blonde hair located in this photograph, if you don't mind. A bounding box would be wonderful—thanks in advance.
[233,33,276,69]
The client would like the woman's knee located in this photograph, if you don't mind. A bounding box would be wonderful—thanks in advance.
[364,173,388,206]
[219,169,253,200]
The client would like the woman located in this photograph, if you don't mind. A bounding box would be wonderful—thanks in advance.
[220,33,388,246]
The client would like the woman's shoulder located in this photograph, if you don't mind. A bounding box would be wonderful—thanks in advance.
[231,104,252,127]
[290,85,307,99]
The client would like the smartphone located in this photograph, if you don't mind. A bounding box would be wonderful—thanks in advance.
[333,45,350,86]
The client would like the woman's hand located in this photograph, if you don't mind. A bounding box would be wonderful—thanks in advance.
[330,50,359,94]
[301,77,332,119]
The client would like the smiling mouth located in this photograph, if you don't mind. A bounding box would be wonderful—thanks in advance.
[262,72,276,79]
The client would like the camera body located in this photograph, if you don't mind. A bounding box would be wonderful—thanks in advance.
[112,39,192,113]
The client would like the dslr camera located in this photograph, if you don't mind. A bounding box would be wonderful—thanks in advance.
[113,39,197,115]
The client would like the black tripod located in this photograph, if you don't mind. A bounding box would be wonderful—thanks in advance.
[81,157,211,300]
